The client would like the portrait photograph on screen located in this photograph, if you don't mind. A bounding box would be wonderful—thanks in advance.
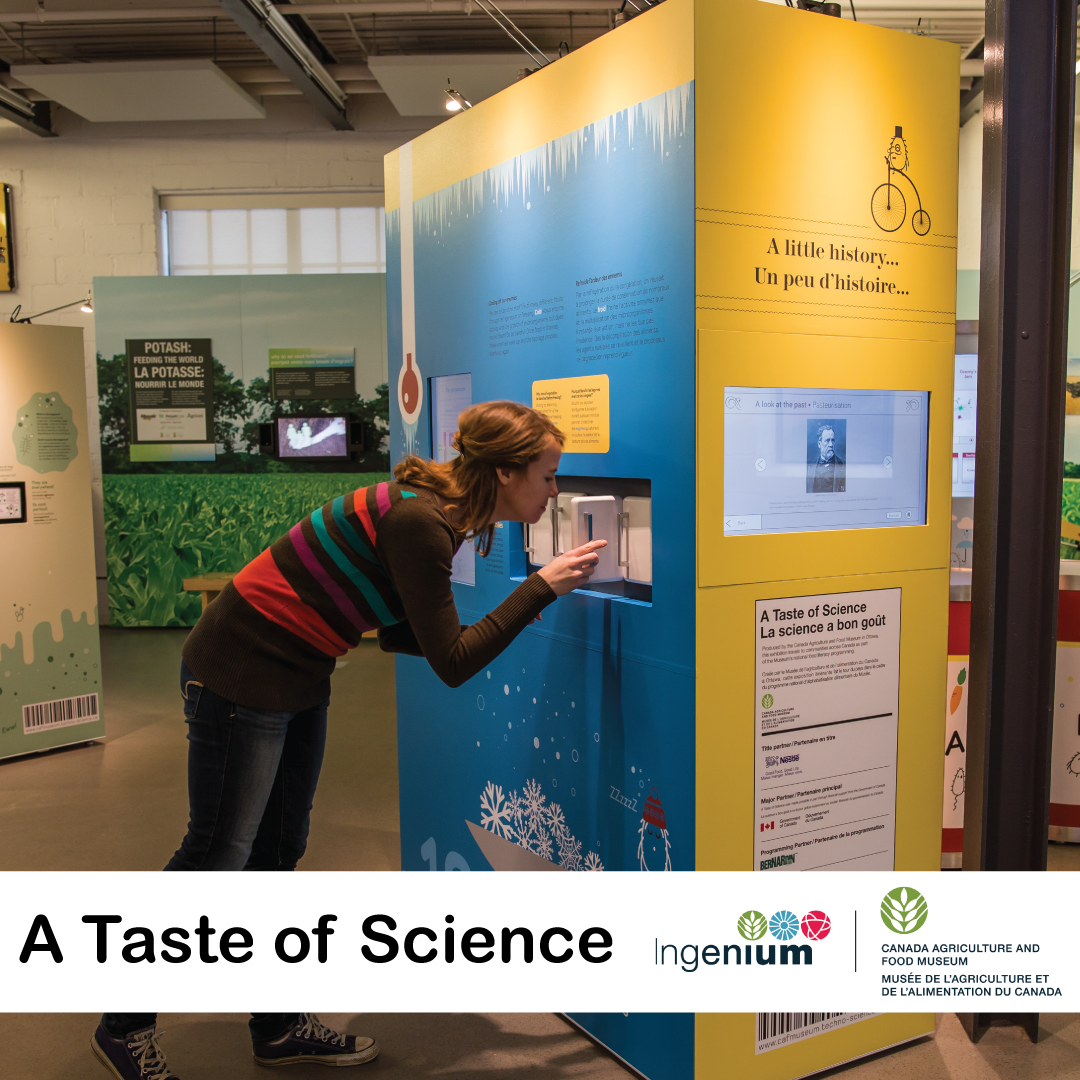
[277,415,348,459]
[723,386,929,536]
[806,418,847,494]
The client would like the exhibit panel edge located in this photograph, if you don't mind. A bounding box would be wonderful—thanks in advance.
[0,323,105,760]
[693,0,955,1074]
[387,3,696,1079]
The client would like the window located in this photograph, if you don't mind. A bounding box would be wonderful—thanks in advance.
[164,206,385,275]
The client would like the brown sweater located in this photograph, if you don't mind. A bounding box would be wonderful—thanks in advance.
[183,480,556,710]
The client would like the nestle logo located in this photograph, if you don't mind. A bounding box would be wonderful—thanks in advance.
[765,754,799,767]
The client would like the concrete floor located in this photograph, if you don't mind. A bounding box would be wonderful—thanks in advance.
[0,627,1077,1080]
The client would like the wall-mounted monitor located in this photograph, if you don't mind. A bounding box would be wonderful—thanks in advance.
[276,415,349,459]
[723,386,930,536]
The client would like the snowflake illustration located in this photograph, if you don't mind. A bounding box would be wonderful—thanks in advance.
[480,778,601,871]
[546,802,566,835]
[557,832,583,870]
[535,831,554,861]
[522,778,546,819]
[480,782,514,839]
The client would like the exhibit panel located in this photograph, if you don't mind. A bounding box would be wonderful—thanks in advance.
[693,0,956,1074]
[386,3,696,1075]
[92,275,390,628]
[1050,591,1080,841]
[0,323,104,759]
[385,0,695,868]
[387,0,957,1076]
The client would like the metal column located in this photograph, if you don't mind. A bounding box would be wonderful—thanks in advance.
[961,0,1077,1045]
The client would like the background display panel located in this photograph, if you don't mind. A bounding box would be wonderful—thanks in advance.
[953,353,976,498]
[276,415,348,459]
[724,387,929,535]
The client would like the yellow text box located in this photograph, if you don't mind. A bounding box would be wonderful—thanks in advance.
[532,374,610,453]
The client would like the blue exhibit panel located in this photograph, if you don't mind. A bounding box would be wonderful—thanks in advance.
[396,634,694,874]
[566,1013,695,1080]
[388,82,697,1079]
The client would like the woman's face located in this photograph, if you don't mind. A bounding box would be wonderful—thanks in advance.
[494,437,562,524]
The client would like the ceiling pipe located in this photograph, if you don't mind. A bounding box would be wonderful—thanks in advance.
[216,0,352,130]
[0,1,625,21]
[242,80,383,95]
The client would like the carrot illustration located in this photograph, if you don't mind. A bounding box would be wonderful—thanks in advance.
[949,668,967,715]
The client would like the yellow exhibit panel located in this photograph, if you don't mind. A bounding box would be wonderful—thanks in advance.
[692,0,955,1074]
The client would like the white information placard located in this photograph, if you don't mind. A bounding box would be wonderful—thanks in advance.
[755,588,901,871]
[135,408,207,442]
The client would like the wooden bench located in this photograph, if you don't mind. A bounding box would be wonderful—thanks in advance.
[182,573,236,613]
[182,572,377,637]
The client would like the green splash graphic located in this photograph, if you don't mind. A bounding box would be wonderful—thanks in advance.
[0,609,104,759]
[13,391,79,474]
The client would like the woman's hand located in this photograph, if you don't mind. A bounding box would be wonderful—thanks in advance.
[537,540,607,596]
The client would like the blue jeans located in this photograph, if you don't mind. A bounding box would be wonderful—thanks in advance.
[102,660,330,1042]
[167,659,329,871]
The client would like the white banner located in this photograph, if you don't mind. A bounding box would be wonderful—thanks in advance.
[2,872,1074,1012]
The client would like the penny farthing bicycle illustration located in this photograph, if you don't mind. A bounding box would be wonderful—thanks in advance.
[871,126,931,236]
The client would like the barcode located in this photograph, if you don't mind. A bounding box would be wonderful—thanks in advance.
[22,693,99,734]
[757,1013,843,1042]
[756,1012,877,1055]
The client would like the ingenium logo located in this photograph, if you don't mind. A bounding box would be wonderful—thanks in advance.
[738,909,832,942]
[880,887,928,934]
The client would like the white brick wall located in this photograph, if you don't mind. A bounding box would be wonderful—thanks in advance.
[0,104,431,620]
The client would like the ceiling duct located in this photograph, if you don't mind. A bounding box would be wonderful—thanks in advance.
[0,81,53,137]
[216,0,351,130]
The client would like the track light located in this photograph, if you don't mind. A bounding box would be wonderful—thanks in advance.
[444,80,471,112]
[9,295,93,323]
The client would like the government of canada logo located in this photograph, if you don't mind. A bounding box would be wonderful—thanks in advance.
[880,887,928,934]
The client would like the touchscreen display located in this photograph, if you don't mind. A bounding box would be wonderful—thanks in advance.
[276,416,348,459]
[723,386,929,535]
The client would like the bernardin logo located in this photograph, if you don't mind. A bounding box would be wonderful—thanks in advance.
[760,853,796,869]
[655,909,831,971]
[880,887,928,934]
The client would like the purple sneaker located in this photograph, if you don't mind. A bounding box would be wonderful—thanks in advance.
[253,1014,379,1068]
[91,1024,180,1080]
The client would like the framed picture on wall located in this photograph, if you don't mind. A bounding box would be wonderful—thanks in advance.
[0,481,26,524]
[0,184,14,292]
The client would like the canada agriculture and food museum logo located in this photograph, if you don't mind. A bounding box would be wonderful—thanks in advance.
[880,887,928,934]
